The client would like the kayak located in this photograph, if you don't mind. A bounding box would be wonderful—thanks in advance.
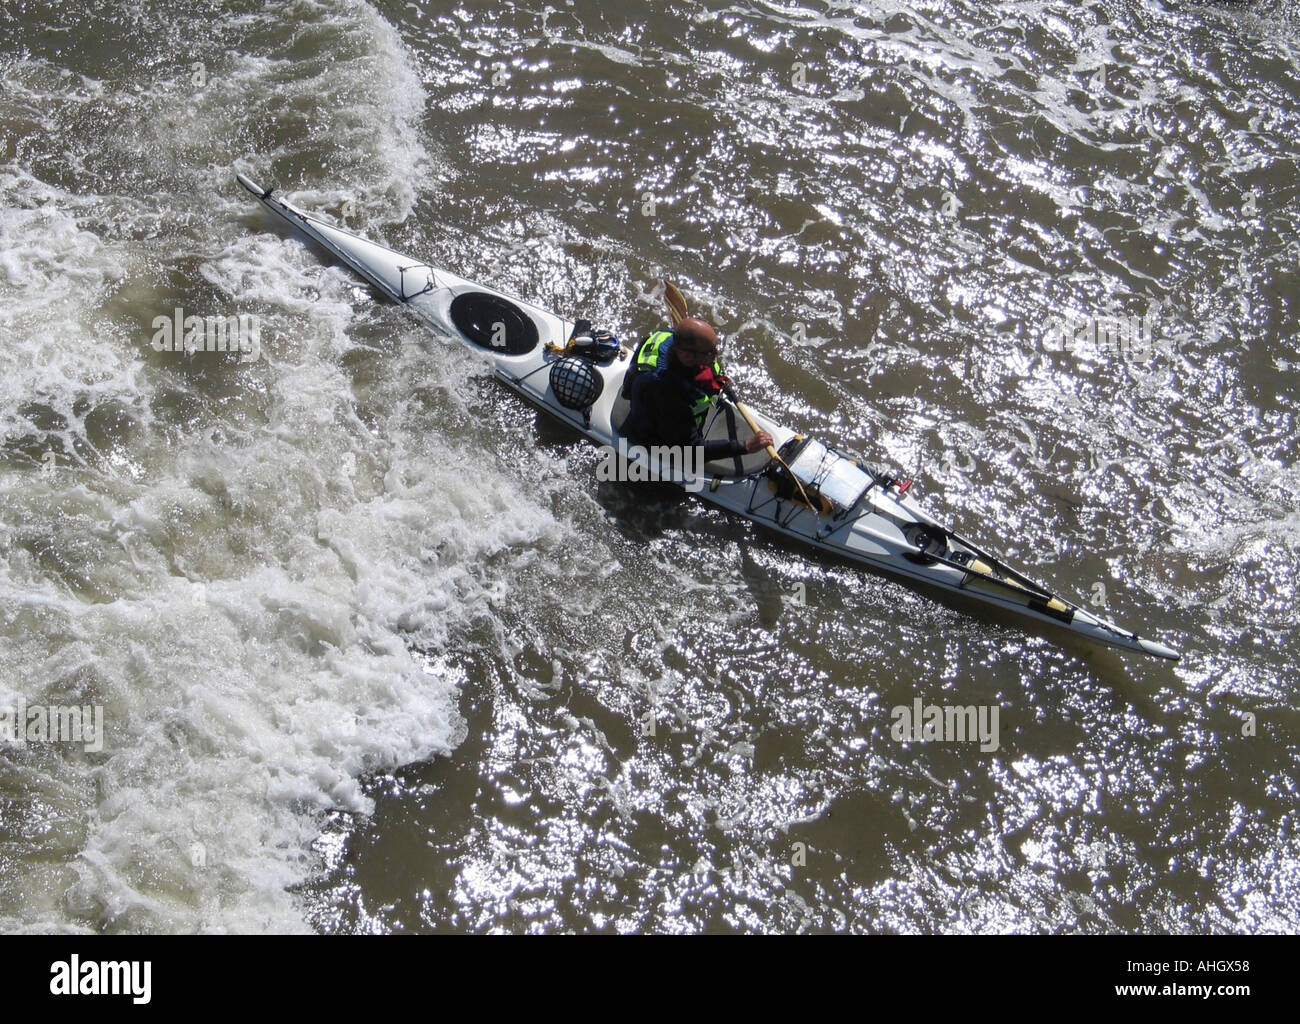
[235,171,1182,661]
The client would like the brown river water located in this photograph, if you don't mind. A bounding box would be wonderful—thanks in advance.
[0,0,1297,933]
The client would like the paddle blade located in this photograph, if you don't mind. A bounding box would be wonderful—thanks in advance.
[664,280,688,327]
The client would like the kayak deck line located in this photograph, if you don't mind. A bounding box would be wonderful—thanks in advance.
[234,168,1182,662]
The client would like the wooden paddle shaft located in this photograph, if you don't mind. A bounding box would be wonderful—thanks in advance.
[732,399,780,459]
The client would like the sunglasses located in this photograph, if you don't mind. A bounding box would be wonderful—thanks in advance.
[678,333,724,357]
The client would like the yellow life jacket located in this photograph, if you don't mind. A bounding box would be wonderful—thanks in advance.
[632,331,724,430]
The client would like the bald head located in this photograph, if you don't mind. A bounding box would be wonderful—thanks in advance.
[671,317,720,370]
[673,318,719,351]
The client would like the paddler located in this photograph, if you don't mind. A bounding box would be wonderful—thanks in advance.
[620,317,773,461]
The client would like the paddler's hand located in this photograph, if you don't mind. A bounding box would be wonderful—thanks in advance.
[745,431,774,454]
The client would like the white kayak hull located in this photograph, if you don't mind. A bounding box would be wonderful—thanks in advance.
[235,172,1181,661]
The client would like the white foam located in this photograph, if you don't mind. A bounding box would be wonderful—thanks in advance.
[0,0,559,933]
